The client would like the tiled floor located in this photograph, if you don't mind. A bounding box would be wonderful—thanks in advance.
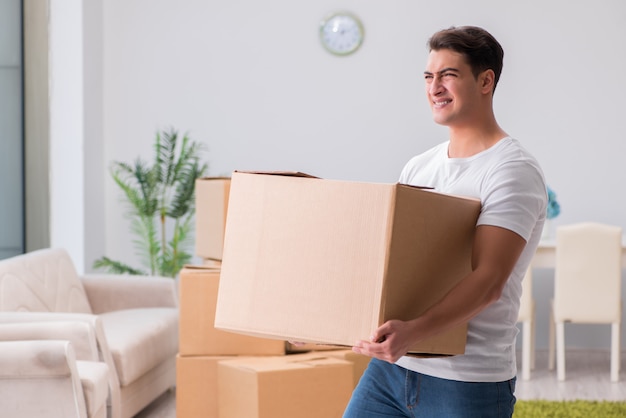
[134,349,626,417]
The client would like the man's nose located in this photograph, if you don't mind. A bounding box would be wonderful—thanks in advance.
[428,79,443,96]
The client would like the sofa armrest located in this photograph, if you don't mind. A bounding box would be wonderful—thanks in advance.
[0,312,121,418]
[0,321,99,361]
[0,339,78,377]
[0,340,88,418]
[81,274,178,314]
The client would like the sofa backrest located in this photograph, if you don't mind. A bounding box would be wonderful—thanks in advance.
[0,248,92,313]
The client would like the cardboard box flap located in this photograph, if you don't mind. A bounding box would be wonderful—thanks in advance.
[198,176,232,180]
[397,183,435,191]
[234,170,319,178]
[195,178,231,260]
[181,264,221,272]
[398,182,481,203]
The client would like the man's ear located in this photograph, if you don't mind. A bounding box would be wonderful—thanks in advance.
[480,69,495,94]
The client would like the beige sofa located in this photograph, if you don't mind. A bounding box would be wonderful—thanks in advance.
[0,337,109,418]
[0,248,179,418]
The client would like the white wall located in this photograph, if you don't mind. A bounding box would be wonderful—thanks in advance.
[81,0,626,348]
[83,0,105,273]
[49,0,85,272]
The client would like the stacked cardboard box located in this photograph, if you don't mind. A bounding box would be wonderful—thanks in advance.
[178,177,370,417]
[177,265,369,417]
[218,354,354,418]
[178,266,286,357]
[176,265,285,418]
[323,349,373,388]
[190,172,482,416]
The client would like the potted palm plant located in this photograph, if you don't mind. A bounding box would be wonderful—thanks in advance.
[93,128,209,277]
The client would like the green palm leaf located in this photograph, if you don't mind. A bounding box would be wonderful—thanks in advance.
[92,257,146,275]
[93,128,209,278]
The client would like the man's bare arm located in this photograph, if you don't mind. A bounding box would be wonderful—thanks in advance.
[353,224,527,363]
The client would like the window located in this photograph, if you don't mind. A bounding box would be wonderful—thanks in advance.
[0,0,24,259]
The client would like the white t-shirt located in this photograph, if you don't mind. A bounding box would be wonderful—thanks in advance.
[395,136,547,382]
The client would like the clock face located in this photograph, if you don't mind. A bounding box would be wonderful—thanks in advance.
[319,12,364,56]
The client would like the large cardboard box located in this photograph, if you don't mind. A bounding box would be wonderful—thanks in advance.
[195,177,230,260]
[218,354,353,418]
[176,354,234,418]
[179,265,286,356]
[215,171,481,355]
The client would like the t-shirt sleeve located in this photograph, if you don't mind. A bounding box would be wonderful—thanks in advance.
[477,160,547,242]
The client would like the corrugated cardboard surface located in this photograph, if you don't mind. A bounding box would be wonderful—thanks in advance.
[176,354,234,418]
[179,265,285,356]
[218,354,353,418]
[215,172,481,355]
[323,349,372,388]
[194,177,230,260]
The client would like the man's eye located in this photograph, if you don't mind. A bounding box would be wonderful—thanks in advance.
[424,75,433,80]
[442,72,456,78]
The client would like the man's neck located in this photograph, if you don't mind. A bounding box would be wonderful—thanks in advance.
[447,122,508,158]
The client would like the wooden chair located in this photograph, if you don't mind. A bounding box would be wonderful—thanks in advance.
[548,222,622,382]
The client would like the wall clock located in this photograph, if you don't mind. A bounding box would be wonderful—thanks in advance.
[319,11,364,56]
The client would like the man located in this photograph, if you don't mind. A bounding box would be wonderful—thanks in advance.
[345,26,547,417]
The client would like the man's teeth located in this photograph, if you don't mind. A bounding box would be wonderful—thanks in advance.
[434,100,451,105]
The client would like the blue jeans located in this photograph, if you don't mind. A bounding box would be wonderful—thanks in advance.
[343,358,516,418]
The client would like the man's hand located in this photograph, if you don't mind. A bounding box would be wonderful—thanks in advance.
[353,225,527,364]
[352,319,417,363]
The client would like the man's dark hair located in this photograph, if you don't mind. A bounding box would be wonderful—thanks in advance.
[428,26,504,93]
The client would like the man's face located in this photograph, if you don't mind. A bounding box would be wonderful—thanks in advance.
[424,49,483,127]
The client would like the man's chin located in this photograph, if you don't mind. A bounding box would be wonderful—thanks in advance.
[432,116,450,126]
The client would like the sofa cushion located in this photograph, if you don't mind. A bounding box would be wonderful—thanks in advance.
[99,308,178,386]
[0,248,92,313]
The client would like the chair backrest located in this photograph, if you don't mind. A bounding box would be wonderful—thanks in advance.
[554,222,622,323]
[517,267,533,322]
[0,248,92,314]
